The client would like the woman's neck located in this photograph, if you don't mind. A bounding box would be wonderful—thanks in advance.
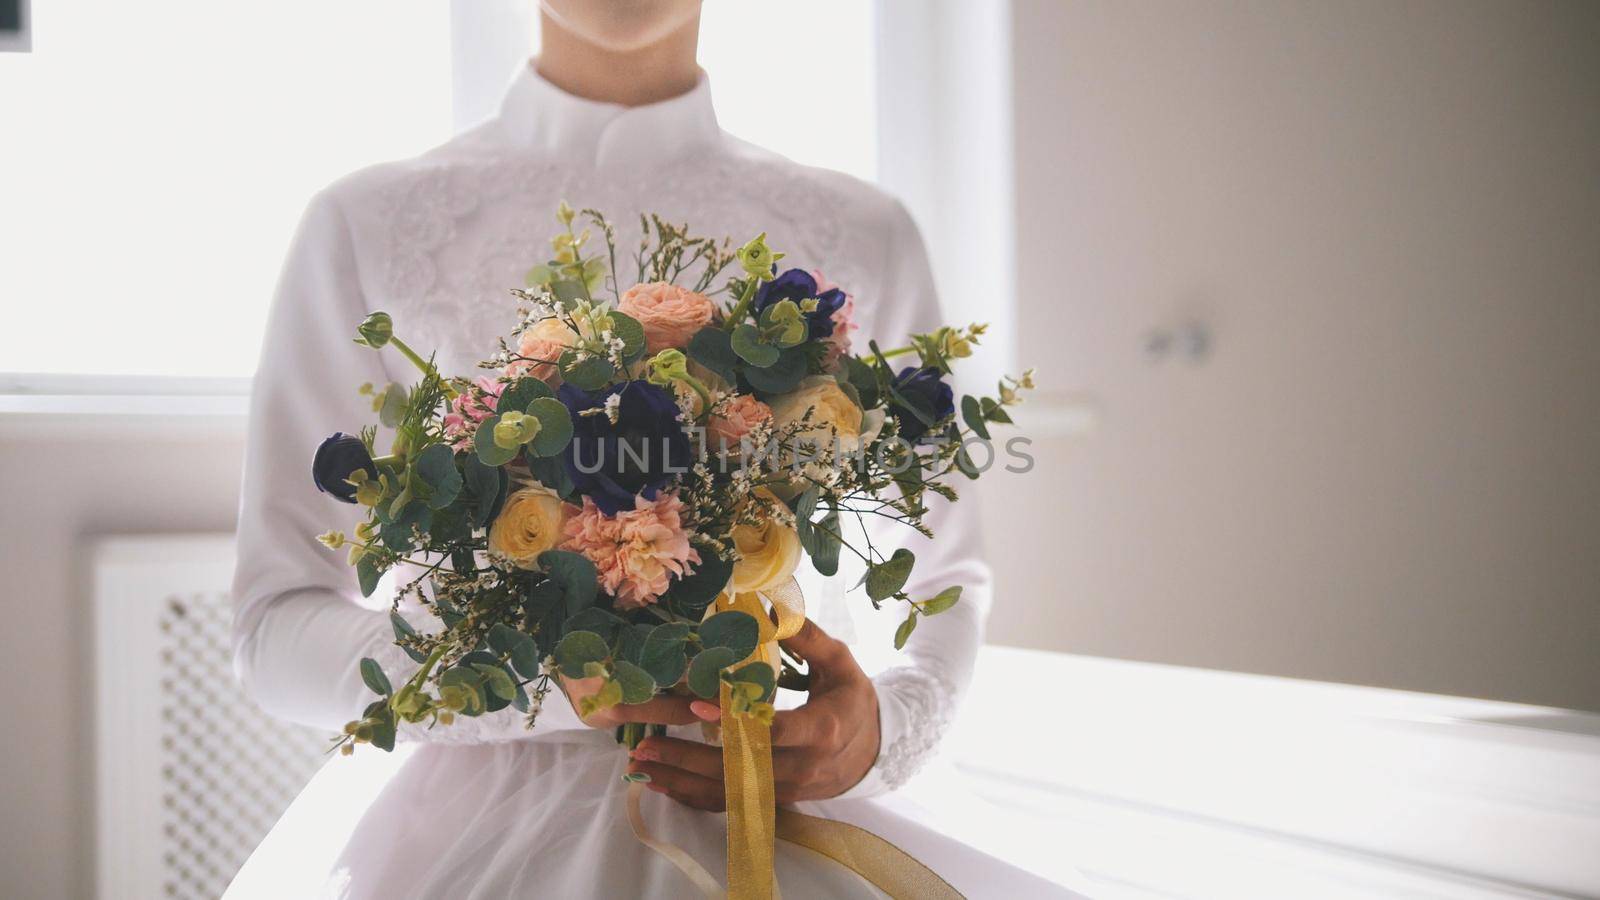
[535,10,701,107]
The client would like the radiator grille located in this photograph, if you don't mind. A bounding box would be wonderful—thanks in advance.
[95,536,331,900]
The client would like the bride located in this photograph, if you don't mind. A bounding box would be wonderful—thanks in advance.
[229,2,1082,897]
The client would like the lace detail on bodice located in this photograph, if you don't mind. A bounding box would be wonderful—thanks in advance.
[872,665,957,789]
[369,142,866,372]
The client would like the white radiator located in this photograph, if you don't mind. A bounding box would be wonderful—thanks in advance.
[93,535,331,900]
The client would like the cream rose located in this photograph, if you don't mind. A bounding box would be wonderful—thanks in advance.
[488,486,571,568]
[767,375,884,455]
[618,281,717,352]
[729,491,803,594]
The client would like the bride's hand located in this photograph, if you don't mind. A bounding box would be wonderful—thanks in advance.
[560,675,700,729]
[622,619,880,810]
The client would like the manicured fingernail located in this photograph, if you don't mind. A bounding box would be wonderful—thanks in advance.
[621,771,651,783]
[690,700,721,722]
[631,747,659,762]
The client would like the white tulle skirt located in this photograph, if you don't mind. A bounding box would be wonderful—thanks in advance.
[225,726,1084,899]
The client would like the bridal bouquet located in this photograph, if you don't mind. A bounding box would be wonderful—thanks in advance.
[311,203,1033,757]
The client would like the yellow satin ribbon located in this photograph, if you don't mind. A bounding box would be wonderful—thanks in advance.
[624,577,964,900]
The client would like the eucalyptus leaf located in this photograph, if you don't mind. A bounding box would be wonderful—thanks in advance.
[611,660,657,704]
[639,623,692,686]
[894,610,919,649]
[377,382,409,428]
[462,455,507,527]
[865,548,916,602]
[563,607,625,644]
[699,610,759,660]
[554,630,609,676]
[724,662,776,704]
[661,553,733,618]
[359,657,391,696]
[474,414,519,466]
[608,311,647,362]
[356,553,383,597]
[842,355,880,409]
[810,507,841,577]
[414,443,463,509]
[526,397,574,458]
[961,395,990,440]
[561,353,614,391]
[439,667,486,717]
[550,279,588,306]
[687,327,739,384]
[388,611,427,663]
[528,454,576,500]
[525,264,556,287]
[619,622,654,665]
[539,550,600,617]
[731,323,780,367]
[369,713,397,751]
[687,646,739,699]
[955,444,981,480]
[742,347,806,394]
[497,376,554,414]
[922,585,962,615]
[981,397,1013,424]
[473,663,518,702]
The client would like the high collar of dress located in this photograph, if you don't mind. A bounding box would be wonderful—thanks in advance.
[496,62,721,170]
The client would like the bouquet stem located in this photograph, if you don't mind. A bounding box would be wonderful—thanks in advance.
[616,722,667,750]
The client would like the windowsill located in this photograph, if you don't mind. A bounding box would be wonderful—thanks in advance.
[0,373,250,436]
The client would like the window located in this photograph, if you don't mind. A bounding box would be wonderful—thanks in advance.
[2,1,878,381]
[0,1,452,378]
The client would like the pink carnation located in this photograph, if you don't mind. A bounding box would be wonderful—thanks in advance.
[442,377,504,449]
[813,270,857,370]
[560,492,701,610]
[706,394,773,454]
[618,281,717,353]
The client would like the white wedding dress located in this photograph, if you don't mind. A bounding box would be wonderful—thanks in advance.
[228,64,1084,899]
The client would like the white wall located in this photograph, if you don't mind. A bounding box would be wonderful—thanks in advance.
[0,420,244,899]
[987,0,1600,711]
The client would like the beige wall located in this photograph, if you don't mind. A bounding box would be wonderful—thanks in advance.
[988,0,1600,710]
[0,424,244,899]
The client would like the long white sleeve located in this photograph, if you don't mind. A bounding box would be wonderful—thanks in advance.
[837,200,993,798]
[230,188,562,741]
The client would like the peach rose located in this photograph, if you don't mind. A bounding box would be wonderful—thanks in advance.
[510,317,579,384]
[706,394,773,454]
[618,281,716,352]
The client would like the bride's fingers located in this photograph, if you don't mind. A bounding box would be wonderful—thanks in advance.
[632,736,723,779]
[627,760,726,812]
[602,694,699,726]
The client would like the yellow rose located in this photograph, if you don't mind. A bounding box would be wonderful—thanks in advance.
[729,490,802,594]
[488,486,571,568]
[767,375,883,455]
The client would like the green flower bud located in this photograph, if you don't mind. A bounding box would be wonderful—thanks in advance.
[557,200,576,225]
[354,311,394,349]
[736,233,785,280]
[646,348,690,386]
[493,410,542,449]
[316,530,347,550]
